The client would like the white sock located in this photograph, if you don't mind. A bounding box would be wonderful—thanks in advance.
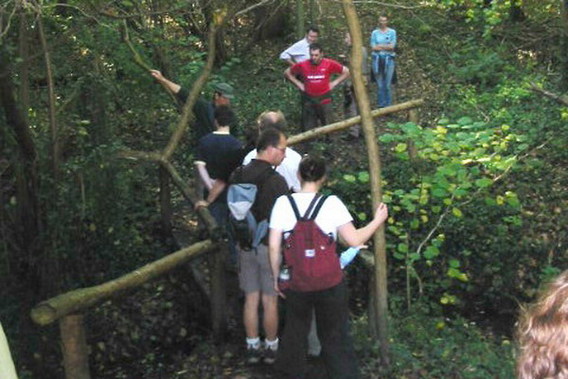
[246,337,260,349]
[264,337,279,350]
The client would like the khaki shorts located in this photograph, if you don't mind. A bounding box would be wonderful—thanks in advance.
[238,244,276,296]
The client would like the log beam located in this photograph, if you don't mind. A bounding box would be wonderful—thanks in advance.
[31,240,217,326]
[287,99,424,145]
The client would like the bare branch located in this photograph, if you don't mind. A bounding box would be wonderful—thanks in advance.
[235,0,275,17]
[530,83,568,106]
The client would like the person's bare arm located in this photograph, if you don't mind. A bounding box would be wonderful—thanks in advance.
[268,228,286,298]
[194,179,227,209]
[337,203,388,246]
[195,162,214,190]
[284,67,305,92]
[330,66,350,91]
[150,69,181,94]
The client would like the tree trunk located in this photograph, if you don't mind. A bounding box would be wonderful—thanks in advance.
[342,0,390,366]
[18,13,30,124]
[561,0,568,89]
[38,17,60,176]
[296,0,305,38]
[0,47,42,293]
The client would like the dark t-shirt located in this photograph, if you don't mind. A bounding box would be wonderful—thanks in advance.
[230,159,289,222]
[177,87,240,140]
[176,88,215,143]
[196,132,243,203]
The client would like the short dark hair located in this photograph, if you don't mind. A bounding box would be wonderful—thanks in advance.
[299,155,326,182]
[214,105,235,127]
[257,127,285,152]
[307,26,320,35]
[309,42,323,53]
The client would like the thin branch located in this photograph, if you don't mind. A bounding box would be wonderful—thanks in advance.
[349,0,425,10]
[235,0,275,17]
[0,1,19,41]
[530,83,568,107]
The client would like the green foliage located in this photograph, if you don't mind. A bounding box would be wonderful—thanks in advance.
[353,303,515,378]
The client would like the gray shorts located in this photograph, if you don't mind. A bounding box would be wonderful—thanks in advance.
[238,244,276,296]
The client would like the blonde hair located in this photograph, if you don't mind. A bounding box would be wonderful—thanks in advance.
[516,270,568,379]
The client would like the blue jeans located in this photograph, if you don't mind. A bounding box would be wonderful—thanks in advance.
[372,54,395,108]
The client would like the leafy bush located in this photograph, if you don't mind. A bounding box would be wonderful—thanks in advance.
[353,302,515,378]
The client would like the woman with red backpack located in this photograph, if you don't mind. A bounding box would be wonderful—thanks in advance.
[268,155,388,378]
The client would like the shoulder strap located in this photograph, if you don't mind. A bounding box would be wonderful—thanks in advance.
[286,194,301,221]
[302,194,321,219]
[308,195,328,220]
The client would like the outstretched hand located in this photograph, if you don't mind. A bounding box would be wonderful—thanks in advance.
[150,69,164,82]
[374,202,389,225]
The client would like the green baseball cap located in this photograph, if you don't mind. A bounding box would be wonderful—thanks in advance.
[213,82,235,99]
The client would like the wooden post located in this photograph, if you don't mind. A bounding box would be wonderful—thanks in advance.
[60,314,90,379]
[159,166,173,237]
[342,0,390,366]
[408,109,419,160]
[210,242,227,340]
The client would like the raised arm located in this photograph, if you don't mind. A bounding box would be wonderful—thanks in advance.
[150,69,181,94]
[337,202,388,246]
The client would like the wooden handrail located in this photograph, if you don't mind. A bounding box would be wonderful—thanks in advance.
[287,99,425,145]
[31,240,217,326]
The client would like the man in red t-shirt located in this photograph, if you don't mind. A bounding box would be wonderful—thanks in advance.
[284,43,350,131]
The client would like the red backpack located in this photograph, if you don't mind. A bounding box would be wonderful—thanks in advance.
[282,194,343,292]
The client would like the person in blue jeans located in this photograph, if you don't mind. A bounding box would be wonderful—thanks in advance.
[370,15,396,108]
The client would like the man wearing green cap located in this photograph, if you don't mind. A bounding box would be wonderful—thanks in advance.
[150,69,235,142]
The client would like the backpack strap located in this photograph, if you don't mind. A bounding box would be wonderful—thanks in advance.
[307,195,328,220]
[302,194,322,219]
[286,194,301,221]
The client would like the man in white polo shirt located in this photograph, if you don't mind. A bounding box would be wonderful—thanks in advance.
[242,111,302,193]
[280,26,319,66]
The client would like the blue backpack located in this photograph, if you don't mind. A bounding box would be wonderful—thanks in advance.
[227,166,274,250]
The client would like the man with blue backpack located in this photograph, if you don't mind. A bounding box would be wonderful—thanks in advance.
[227,128,289,365]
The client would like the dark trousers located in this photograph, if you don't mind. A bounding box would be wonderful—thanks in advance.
[276,281,360,379]
[302,101,332,131]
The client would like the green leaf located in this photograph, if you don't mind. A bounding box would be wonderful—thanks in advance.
[343,174,356,183]
[393,252,405,260]
[410,219,420,229]
[449,259,460,268]
[423,246,440,259]
[475,178,493,188]
[397,243,409,253]
[409,252,421,261]
[457,117,473,126]
[395,143,408,153]
[452,207,463,217]
[432,188,447,198]
[357,171,370,183]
